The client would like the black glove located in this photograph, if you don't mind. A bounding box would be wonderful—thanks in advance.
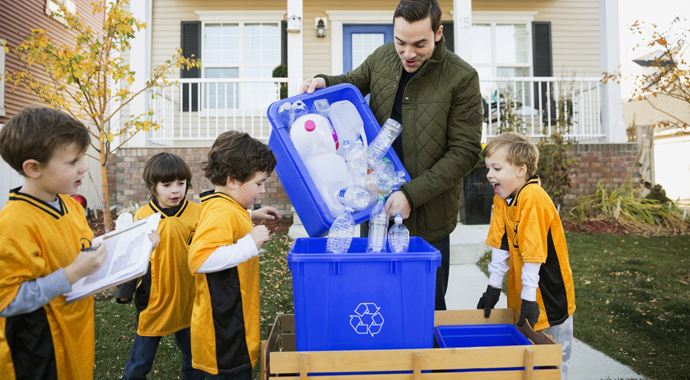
[517,300,540,328]
[477,285,501,318]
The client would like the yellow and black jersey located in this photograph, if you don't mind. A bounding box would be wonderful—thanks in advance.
[0,188,95,380]
[486,177,576,331]
[132,198,200,336]
[188,191,258,375]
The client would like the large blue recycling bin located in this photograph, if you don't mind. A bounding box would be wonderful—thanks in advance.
[267,84,410,237]
[288,237,440,351]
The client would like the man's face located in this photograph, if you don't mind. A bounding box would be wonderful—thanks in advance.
[393,16,443,73]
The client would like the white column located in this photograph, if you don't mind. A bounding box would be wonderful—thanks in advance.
[599,0,626,143]
[287,0,304,96]
[452,0,473,64]
[127,0,152,147]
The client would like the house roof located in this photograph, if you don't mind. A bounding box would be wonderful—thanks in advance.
[623,93,690,131]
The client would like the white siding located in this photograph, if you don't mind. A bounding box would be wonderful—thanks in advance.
[0,124,24,209]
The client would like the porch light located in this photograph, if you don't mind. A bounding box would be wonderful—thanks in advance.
[315,18,327,38]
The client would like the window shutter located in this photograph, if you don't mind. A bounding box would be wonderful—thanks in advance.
[181,21,201,112]
[281,20,288,65]
[532,22,553,116]
[441,21,454,53]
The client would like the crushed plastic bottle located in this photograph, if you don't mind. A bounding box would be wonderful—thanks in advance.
[336,185,375,211]
[366,196,388,253]
[277,102,294,132]
[392,170,407,191]
[346,137,368,188]
[373,157,395,195]
[388,213,410,254]
[327,207,355,254]
[367,118,402,165]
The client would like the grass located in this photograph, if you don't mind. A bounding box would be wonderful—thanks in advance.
[477,233,690,380]
[93,233,295,380]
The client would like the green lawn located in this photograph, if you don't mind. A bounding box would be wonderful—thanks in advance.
[477,233,690,380]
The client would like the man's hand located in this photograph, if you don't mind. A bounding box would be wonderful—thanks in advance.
[148,229,161,249]
[64,244,108,285]
[385,191,411,219]
[252,206,282,221]
[517,300,540,328]
[298,77,326,94]
[477,285,501,318]
[249,225,270,250]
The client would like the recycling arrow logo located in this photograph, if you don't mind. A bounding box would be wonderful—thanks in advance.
[349,303,384,337]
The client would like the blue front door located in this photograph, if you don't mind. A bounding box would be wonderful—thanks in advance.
[343,25,394,74]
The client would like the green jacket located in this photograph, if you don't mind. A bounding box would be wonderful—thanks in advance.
[317,36,483,242]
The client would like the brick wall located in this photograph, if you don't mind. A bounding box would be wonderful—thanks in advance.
[564,143,639,206]
[105,143,639,214]
[107,147,291,214]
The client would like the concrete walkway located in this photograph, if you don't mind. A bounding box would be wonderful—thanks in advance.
[446,224,645,380]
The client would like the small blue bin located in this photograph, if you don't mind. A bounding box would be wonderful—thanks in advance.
[435,324,537,373]
[288,237,440,351]
[267,84,410,237]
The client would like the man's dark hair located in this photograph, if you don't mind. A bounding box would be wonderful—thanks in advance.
[202,131,277,186]
[393,0,443,33]
[0,106,91,175]
[143,152,193,203]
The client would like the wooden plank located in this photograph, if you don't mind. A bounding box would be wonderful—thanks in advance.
[281,313,295,331]
[260,340,266,380]
[300,355,308,380]
[434,308,515,326]
[413,352,422,380]
[282,333,296,351]
[270,346,561,374]
[524,348,534,380]
[265,369,561,380]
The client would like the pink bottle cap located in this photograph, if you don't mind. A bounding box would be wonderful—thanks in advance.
[304,120,316,132]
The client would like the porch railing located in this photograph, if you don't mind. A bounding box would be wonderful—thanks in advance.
[480,77,604,140]
[149,77,288,146]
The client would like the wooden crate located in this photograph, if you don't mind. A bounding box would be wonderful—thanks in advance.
[260,309,561,379]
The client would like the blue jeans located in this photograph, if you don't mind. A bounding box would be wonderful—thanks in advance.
[203,368,252,380]
[122,327,204,380]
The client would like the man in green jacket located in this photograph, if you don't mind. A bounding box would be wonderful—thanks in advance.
[299,0,483,310]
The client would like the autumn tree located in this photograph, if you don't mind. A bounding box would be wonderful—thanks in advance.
[603,16,689,131]
[2,0,198,230]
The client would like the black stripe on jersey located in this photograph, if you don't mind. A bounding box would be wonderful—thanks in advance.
[134,262,153,312]
[175,199,189,218]
[206,268,252,374]
[5,307,58,379]
[200,191,242,208]
[538,228,570,326]
[508,176,540,207]
[8,187,68,219]
[500,228,509,251]
[149,198,188,219]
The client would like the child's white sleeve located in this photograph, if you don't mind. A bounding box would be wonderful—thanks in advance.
[520,262,541,302]
[488,247,510,289]
[196,234,258,273]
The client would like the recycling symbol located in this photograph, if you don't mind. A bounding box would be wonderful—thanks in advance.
[349,303,384,337]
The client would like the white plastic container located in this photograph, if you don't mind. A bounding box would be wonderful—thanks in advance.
[304,153,349,218]
[329,100,368,152]
[290,114,336,163]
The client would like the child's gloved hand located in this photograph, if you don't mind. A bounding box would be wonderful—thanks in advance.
[477,285,501,318]
[517,300,540,328]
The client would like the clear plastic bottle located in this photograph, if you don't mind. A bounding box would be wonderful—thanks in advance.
[336,185,375,211]
[292,100,309,121]
[341,140,351,162]
[367,119,402,165]
[346,138,368,188]
[327,207,355,254]
[392,170,407,191]
[367,196,388,253]
[311,98,341,152]
[388,213,410,254]
[373,157,395,194]
[277,102,294,132]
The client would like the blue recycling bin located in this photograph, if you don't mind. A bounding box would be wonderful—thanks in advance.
[288,237,440,351]
[267,84,410,237]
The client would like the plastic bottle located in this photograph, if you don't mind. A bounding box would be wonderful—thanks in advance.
[336,185,375,211]
[346,138,368,188]
[304,153,349,218]
[367,196,388,253]
[293,100,309,121]
[327,207,355,254]
[311,98,341,151]
[367,119,402,165]
[392,170,407,191]
[388,213,410,254]
[341,140,351,162]
[373,157,395,195]
[277,102,294,132]
[329,100,368,148]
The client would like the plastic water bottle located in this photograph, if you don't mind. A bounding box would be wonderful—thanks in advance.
[277,102,294,132]
[367,119,402,165]
[336,185,375,211]
[367,196,388,253]
[293,100,308,121]
[388,213,410,254]
[341,140,351,162]
[346,138,368,188]
[327,208,355,254]
[373,157,395,195]
[392,170,407,191]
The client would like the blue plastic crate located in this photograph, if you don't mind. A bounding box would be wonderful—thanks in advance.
[288,237,440,351]
[267,84,410,237]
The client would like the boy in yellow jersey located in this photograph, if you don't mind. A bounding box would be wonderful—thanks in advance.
[0,106,107,379]
[115,152,204,380]
[189,131,281,379]
[476,132,575,380]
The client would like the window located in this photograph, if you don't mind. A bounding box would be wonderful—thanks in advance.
[45,0,76,24]
[201,21,280,110]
